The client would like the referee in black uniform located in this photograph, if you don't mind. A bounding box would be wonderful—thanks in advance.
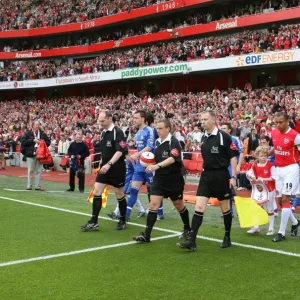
[133,119,191,243]
[81,111,128,231]
[178,111,237,251]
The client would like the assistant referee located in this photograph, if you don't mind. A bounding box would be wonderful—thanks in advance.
[178,111,237,251]
[81,111,128,231]
[133,119,191,243]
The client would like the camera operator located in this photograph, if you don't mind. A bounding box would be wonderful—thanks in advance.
[67,132,90,193]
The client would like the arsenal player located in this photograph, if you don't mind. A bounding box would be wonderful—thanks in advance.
[270,112,300,242]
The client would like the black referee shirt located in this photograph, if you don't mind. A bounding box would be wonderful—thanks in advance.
[154,134,182,175]
[100,124,128,163]
[201,127,236,170]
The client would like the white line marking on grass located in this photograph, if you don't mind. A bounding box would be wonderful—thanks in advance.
[3,189,78,194]
[4,189,30,192]
[0,196,174,234]
[1,196,300,258]
[0,234,178,268]
[18,176,27,178]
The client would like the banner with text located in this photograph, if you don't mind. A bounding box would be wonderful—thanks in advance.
[0,49,299,90]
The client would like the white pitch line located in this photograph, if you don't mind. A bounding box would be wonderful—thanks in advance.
[1,196,300,258]
[3,189,87,194]
[0,234,178,268]
[0,196,173,234]
[4,189,30,192]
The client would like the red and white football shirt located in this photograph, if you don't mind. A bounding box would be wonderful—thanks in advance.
[251,162,276,192]
[271,128,300,167]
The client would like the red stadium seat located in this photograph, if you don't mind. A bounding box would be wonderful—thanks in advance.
[182,160,190,170]
[196,162,203,174]
[191,153,198,161]
[196,153,203,162]
[187,161,198,175]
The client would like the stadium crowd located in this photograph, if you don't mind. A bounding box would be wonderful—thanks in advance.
[0,0,166,31]
[0,0,298,32]
[1,85,300,155]
[1,22,300,82]
[2,0,300,52]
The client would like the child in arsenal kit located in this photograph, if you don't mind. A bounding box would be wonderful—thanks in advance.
[246,146,276,235]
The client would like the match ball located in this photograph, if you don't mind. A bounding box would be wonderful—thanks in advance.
[140,152,156,168]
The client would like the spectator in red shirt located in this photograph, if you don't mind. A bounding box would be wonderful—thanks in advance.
[284,37,291,49]
[237,156,252,190]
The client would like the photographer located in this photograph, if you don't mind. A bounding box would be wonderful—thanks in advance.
[67,132,90,193]
[4,133,17,166]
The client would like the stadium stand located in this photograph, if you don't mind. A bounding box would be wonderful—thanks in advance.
[0,0,168,31]
[1,0,300,183]
[0,0,297,32]
[1,0,299,52]
[1,22,300,82]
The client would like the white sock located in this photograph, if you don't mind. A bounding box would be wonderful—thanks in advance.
[114,204,119,215]
[268,215,275,231]
[135,199,145,213]
[290,210,298,225]
[279,208,292,235]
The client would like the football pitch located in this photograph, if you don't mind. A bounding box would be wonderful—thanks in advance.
[1,175,300,300]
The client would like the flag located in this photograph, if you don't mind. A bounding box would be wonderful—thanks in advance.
[234,196,269,228]
[86,186,109,208]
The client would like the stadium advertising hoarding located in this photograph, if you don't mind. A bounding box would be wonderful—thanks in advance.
[0,49,299,90]
[1,7,300,60]
[0,0,211,38]
[120,64,188,79]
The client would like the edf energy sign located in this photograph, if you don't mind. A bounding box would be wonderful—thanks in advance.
[236,51,295,67]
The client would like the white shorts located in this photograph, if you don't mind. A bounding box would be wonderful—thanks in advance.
[261,190,275,214]
[275,164,299,197]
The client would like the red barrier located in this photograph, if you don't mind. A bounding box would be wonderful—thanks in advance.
[2,7,300,60]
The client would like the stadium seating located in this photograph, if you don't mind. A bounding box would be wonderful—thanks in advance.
[1,21,300,81]
[0,0,166,31]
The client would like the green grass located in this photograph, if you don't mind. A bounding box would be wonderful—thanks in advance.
[0,175,300,300]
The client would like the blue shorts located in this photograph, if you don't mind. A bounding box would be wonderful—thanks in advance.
[132,170,153,185]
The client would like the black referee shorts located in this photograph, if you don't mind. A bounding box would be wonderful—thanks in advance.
[151,173,184,201]
[196,168,231,201]
[96,161,126,188]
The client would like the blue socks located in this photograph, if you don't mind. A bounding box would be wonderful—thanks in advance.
[292,197,300,212]
[126,187,139,219]
[158,201,164,217]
